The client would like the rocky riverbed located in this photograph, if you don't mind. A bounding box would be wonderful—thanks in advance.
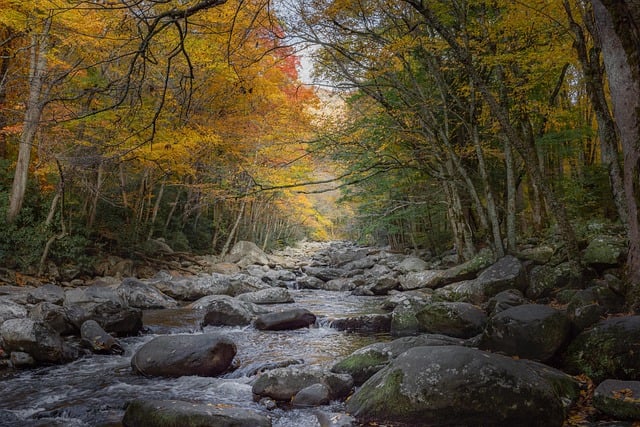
[0,237,639,426]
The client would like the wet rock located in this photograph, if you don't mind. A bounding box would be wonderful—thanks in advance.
[27,284,65,305]
[200,295,260,327]
[564,316,640,382]
[29,302,76,335]
[10,351,35,368]
[122,399,271,427]
[415,302,486,339]
[302,266,346,282]
[64,296,143,337]
[131,333,236,377]
[0,318,76,364]
[331,334,466,385]
[346,345,578,427]
[152,273,231,301]
[80,320,123,355]
[117,278,178,309]
[228,273,271,296]
[296,275,326,290]
[593,379,640,420]
[329,313,392,333]
[480,304,571,362]
[399,270,444,291]
[0,297,27,324]
[252,366,353,402]
[320,278,357,291]
[237,287,294,304]
[390,296,430,337]
[315,412,356,427]
[292,383,331,407]
[254,308,316,331]
[368,275,399,295]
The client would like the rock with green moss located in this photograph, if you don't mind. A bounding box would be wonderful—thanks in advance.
[582,235,627,267]
[122,399,271,427]
[479,304,571,362]
[437,248,495,286]
[564,316,640,382]
[593,379,640,420]
[415,302,486,339]
[331,334,466,385]
[527,262,584,300]
[346,345,577,427]
[390,297,429,337]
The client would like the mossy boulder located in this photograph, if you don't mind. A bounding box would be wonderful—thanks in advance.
[415,302,486,339]
[251,366,353,402]
[593,379,640,420]
[122,399,271,427]
[437,248,495,286]
[479,304,571,362]
[331,334,466,385]
[346,345,577,427]
[390,297,429,337]
[527,262,584,300]
[564,316,640,382]
[474,255,527,298]
[582,235,627,267]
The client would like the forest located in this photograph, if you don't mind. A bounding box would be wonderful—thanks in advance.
[1,0,640,308]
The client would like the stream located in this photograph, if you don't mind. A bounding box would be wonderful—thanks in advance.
[0,289,389,427]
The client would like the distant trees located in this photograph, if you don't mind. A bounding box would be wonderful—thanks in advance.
[0,0,325,272]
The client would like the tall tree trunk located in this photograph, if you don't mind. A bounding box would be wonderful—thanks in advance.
[504,138,518,252]
[7,15,51,223]
[564,0,628,227]
[591,0,640,303]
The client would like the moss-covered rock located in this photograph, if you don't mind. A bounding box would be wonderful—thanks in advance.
[593,379,640,420]
[564,316,640,382]
[415,302,486,339]
[582,235,627,267]
[346,345,576,427]
[122,399,271,427]
[527,262,584,300]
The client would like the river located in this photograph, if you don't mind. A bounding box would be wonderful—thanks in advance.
[0,289,389,427]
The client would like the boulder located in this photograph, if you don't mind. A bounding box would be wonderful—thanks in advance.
[228,273,271,296]
[152,273,231,301]
[254,309,316,331]
[331,334,466,385]
[390,297,430,337]
[593,379,640,420]
[27,284,65,305]
[433,280,484,304]
[527,262,584,300]
[236,287,294,305]
[117,278,178,309]
[399,270,444,291]
[226,240,271,267]
[296,275,327,290]
[200,295,260,327]
[301,266,345,282]
[582,235,627,267]
[122,399,271,427]
[252,366,353,401]
[369,275,399,295]
[516,245,555,264]
[415,302,486,339]
[328,313,392,334]
[473,255,527,298]
[346,345,578,427]
[28,302,76,335]
[396,256,429,273]
[486,289,526,315]
[438,248,495,286]
[291,383,331,407]
[131,334,236,377]
[0,297,27,324]
[80,319,123,355]
[0,318,76,364]
[564,316,640,382]
[480,304,571,362]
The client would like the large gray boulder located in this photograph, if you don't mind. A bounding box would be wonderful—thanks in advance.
[152,273,231,301]
[122,399,271,427]
[131,334,236,377]
[415,302,486,339]
[593,379,640,420]
[396,256,429,273]
[28,302,76,335]
[399,270,444,291]
[237,287,294,305]
[331,334,466,385]
[252,366,353,402]
[582,235,627,267]
[473,255,527,298]
[117,278,178,309]
[527,262,583,300]
[0,318,76,364]
[346,345,578,427]
[228,273,271,296]
[253,308,316,331]
[564,316,640,382]
[80,319,123,355]
[437,248,495,286]
[225,240,271,267]
[0,297,27,324]
[27,284,65,305]
[480,304,571,362]
[200,295,260,327]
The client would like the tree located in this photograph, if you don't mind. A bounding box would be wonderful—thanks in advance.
[590,0,640,303]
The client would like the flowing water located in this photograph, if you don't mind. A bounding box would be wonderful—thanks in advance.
[0,289,389,427]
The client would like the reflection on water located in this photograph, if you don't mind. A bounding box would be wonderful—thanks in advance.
[0,290,389,426]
